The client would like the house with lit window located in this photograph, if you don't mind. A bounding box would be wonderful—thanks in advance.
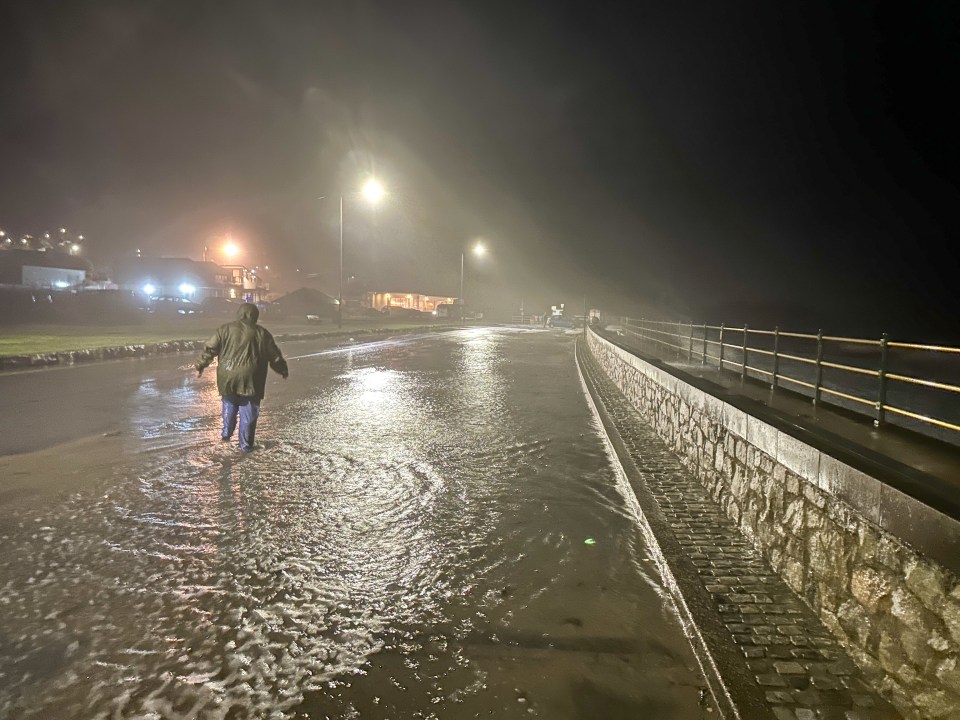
[366,291,458,313]
[222,265,268,303]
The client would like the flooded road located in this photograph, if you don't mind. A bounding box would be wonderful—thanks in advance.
[0,328,709,719]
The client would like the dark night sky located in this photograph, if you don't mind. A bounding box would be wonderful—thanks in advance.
[1,2,958,338]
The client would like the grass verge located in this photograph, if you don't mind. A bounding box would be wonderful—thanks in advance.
[0,319,452,356]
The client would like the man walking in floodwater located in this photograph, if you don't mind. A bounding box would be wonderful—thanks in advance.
[195,302,288,452]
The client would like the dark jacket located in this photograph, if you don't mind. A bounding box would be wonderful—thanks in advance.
[196,303,288,399]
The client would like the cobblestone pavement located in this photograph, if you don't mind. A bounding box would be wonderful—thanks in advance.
[578,342,903,720]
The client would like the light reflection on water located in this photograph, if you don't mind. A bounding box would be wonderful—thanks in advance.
[0,329,705,719]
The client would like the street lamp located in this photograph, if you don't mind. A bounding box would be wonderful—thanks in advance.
[328,178,385,328]
[224,241,239,260]
[361,178,385,204]
[459,241,487,317]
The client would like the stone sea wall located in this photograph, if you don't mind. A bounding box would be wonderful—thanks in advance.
[587,328,960,719]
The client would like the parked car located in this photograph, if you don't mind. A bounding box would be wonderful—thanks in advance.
[147,296,203,315]
[380,306,431,319]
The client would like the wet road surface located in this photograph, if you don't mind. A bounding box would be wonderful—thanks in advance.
[0,327,709,718]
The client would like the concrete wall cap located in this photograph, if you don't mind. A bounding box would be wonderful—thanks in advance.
[776,431,821,482]
[746,415,779,458]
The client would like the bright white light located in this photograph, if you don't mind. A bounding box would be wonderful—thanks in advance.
[361,178,385,204]
[78,235,84,240]
[142,283,156,295]
[224,242,239,258]
[71,243,81,253]
[473,242,486,256]
[178,282,196,295]
[54,280,69,289]
[0,230,5,237]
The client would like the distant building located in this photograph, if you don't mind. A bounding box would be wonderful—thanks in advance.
[114,257,230,301]
[366,291,458,313]
[0,249,90,289]
[222,265,269,303]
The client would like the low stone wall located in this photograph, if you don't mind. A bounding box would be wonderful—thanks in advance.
[587,328,960,719]
[0,339,207,371]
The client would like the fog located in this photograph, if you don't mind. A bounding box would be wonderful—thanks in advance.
[1,2,958,336]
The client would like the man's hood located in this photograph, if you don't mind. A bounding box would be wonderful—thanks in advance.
[237,303,259,324]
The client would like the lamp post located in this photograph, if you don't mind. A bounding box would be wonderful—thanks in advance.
[459,241,486,320]
[332,178,385,329]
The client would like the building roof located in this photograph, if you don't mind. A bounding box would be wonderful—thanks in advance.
[114,257,226,285]
[0,248,91,272]
[273,287,337,310]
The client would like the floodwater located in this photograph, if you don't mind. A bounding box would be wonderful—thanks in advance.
[0,327,709,719]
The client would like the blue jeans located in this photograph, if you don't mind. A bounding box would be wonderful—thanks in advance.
[221,395,260,452]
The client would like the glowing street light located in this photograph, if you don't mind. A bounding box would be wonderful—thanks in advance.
[327,176,387,328]
[178,282,196,296]
[223,241,239,259]
[70,243,81,254]
[361,178,386,205]
[460,241,488,314]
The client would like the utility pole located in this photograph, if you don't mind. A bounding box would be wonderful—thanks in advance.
[338,195,343,329]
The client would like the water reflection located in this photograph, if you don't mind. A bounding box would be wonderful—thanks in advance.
[0,329,705,719]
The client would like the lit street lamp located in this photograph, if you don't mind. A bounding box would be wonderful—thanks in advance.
[459,242,487,317]
[203,238,239,263]
[325,177,386,329]
[361,178,385,204]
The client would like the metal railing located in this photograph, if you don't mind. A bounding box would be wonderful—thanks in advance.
[616,317,960,444]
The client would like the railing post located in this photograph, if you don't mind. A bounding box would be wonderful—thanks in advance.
[718,323,725,371]
[701,323,707,365]
[875,333,889,427]
[688,323,694,361]
[813,329,824,405]
[678,320,683,360]
[771,326,780,390]
[741,323,749,381]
